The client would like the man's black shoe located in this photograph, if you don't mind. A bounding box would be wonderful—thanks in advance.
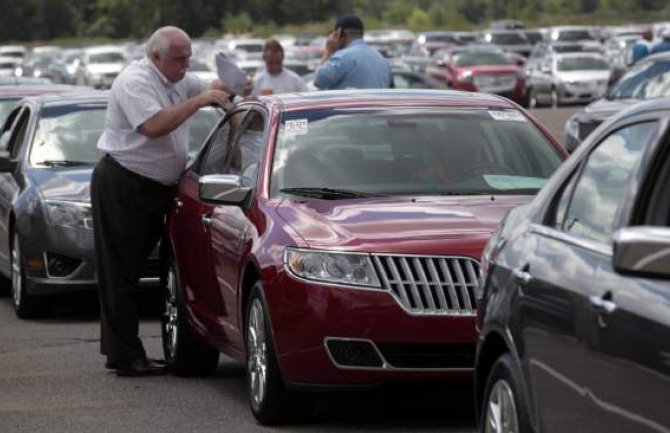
[105,358,166,370]
[114,359,168,377]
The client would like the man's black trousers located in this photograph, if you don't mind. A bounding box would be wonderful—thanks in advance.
[91,154,175,363]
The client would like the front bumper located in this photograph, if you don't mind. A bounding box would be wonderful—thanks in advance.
[265,272,476,387]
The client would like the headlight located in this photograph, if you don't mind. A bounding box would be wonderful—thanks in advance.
[45,200,93,229]
[285,248,381,288]
[459,70,473,82]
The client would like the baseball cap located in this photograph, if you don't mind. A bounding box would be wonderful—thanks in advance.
[335,13,364,31]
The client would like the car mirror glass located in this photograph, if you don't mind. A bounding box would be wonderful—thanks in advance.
[613,226,670,279]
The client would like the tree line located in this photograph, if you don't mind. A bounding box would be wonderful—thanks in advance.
[2,0,669,43]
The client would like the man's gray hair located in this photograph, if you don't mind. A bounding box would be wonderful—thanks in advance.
[145,26,188,57]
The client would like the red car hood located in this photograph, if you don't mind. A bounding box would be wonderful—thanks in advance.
[454,65,521,75]
[276,195,530,254]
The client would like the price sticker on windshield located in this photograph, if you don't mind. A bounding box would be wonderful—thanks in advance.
[284,119,309,135]
[488,110,526,122]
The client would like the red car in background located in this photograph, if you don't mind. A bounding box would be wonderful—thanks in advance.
[160,89,566,424]
[426,46,529,106]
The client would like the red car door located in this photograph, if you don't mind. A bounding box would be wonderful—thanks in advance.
[208,109,267,350]
[170,109,249,335]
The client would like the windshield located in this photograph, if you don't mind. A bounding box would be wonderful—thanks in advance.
[89,52,125,64]
[490,33,528,45]
[453,51,512,66]
[272,108,563,198]
[30,104,106,165]
[610,60,670,100]
[557,56,609,71]
[555,30,595,41]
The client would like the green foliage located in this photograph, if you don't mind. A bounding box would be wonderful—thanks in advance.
[1,0,670,43]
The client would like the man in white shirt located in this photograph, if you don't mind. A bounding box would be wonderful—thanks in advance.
[245,39,308,96]
[91,26,229,377]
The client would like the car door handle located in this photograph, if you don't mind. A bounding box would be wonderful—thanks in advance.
[201,214,212,226]
[512,267,532,285]
[589,294,616,315]
[174,198,183,208]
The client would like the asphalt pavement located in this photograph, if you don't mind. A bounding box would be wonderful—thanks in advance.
[0,106,579,433]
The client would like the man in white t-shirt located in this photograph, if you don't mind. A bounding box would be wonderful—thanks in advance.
[245,39,308,96]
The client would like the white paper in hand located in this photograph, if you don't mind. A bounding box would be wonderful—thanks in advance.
[215,52,248,96]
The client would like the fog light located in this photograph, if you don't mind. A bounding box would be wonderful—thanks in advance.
[325,338,383,368]
[46,252,82,277]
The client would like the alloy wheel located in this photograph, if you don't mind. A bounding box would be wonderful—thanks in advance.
[163,266,179,361]
[247,298,268,408]
[485,378,520,433]
[11,233,22,308]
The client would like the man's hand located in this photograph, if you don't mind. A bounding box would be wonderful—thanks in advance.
[241,77,253,97]
[198,89,229,108]
[323,28,343,61]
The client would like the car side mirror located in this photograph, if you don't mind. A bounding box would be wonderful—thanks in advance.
[198,174,252,207]
[0,150,17,172]
[612,226,670,279]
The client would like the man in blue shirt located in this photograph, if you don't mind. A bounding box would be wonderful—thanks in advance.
[631,29,653,64]
[314,13,392,90]
[651,27,670,55]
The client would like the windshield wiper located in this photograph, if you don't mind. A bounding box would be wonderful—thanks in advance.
[438,190,495,196]
[37,160,92,167]
[280,187,379,199]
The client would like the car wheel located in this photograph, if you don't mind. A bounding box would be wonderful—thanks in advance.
[11,232,47,318]
[161,258,219,376]
[550,88,559,108]
[246,282,312,425]
[480,353,532,433]
[527,88,538,109]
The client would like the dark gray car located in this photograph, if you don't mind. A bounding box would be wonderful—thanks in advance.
[0,91,222,318]
[475,97,670,432]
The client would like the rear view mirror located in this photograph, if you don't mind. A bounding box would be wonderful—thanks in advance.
[199,174,252,207]
[613,226,670,279]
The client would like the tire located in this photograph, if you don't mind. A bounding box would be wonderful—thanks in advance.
[245,282,312,425]
[550,88,559,108]
[527,88,538,109]
[161,258,219,376]
[11,232,48,318]
[480,353,532,433]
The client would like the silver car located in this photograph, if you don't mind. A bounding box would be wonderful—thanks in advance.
[526,52,611,107]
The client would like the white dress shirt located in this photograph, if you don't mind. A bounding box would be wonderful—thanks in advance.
[97,57,207,184]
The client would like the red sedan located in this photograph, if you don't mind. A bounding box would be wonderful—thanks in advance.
[426,46,529,106]
[160,89,566,424]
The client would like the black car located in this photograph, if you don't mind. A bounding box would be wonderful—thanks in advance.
[0,91,221,318]
[564,51,670,152]
[476,97,670,432]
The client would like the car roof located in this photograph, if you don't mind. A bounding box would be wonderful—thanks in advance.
[24,90,108,107]
[0,84,86,99]
[261,89,517,111]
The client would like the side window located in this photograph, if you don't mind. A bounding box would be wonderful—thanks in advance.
[0,106,23,151]
[197,109,248,176]
[226,110,265,187]
[552,121,657,244]
[8,109,31,159]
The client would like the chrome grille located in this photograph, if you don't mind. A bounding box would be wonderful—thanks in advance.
[372,255,479,315]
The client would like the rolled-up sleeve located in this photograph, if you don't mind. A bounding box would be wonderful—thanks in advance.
[114,74,162,131]
[314,53,347,90]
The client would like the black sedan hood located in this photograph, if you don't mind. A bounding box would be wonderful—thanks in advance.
[29,166,94,202]
[576,97,639,122]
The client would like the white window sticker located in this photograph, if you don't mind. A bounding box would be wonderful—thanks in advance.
[284,119,308,135]
[488,110,526,122]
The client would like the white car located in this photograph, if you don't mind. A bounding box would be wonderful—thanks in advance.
[75,46,128,89]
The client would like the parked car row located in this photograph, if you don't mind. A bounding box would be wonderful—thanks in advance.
[0,68,669,430]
